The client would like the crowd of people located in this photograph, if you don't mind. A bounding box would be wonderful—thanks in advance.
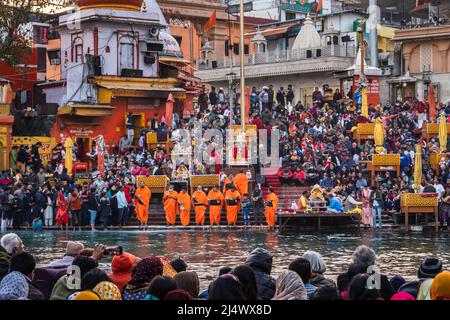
[1,82,450,230]
[0,232,449,300]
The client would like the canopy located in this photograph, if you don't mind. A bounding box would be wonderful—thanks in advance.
[413,144,422,191]
[64,137,74,176]
[440,114,448,153]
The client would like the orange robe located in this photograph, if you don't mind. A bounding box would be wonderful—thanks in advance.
[207,190,224,225]
[223,177,234,194]
[177,192,191,226]
[163,190,178,225]
[265,192,279,228]
[134,186,151,224]
[225,189,241,225]
[234,173,248,197]
[192,190,208,225]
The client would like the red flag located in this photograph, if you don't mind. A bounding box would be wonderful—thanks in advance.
[203,10,217,32]
[316,0,323,15]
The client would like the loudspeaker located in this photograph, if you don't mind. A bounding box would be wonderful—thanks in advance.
[121,68,143,77]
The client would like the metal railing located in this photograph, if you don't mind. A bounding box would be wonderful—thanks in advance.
[197,45,357,70]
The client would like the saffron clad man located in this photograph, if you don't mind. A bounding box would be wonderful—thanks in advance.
[265,186,278,229]
[163,185,178,226]
[207,185,224,225]
[134,181,151,229]
[225,185,241,225]
[192,186,208,225]
[177,187,191,226]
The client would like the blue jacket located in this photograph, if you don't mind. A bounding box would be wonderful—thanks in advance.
[328,197,344,212]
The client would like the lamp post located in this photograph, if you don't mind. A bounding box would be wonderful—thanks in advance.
[239,0,245,130]
[358,19,369,118]
[226,71,236,128]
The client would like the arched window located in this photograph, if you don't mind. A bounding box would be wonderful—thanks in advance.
[72,36,83,63]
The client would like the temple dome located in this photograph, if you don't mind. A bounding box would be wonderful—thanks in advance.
[75,0,143,11]
[291,15,321,50]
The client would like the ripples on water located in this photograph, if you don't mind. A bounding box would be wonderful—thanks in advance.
[13,230,450,290]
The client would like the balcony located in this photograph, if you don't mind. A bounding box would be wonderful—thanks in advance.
[195,45,358,82]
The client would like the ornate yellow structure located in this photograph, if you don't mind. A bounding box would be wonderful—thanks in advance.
[369,154,400,185]
[137,175,170,193]
[400,193,439,232]
[189,174,220,194]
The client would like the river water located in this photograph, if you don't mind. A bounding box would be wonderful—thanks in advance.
[14,230,450,290]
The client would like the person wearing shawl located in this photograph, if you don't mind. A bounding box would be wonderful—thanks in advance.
[390,292,415,300]
[207,186,224,225]
[225,186,241,225]
[107,253,138,291]
[56,191,69,231]
[192,186,208,225]
[163,185,178,226]
[430,271,450,300]
[122,256,163,300]
[92,281,122,300]
[177,187,191,226]
[264,187,278,229]
[134,181,151,229]
[272,270,307,300]
[174,271,200,299]
[0,271,29,300]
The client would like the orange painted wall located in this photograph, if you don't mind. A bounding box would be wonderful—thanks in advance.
[46,39,62,81]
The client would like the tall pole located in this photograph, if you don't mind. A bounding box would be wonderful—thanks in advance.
[369,0,378,67]
[239,0,245,130]
[360,19,368,118]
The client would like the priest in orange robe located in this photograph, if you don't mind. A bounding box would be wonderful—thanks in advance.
[192,185,208,225]
[225,185,241,225]
[207,185,224,225]
[177,187,191,226]
[134,181,151,228]
[234,170,248,197]
[163,185,178,226]
[265,186,278,229]
[223,174,234,194]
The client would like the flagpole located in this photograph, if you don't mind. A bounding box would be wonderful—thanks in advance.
[239,0,245,130]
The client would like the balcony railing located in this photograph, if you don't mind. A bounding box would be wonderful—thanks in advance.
[197,45,357,70]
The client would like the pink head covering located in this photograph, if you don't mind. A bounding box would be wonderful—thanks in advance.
[390,292,416,300]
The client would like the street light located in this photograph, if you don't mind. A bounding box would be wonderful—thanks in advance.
[358,19,369,118]
[239,0,245,130]
[226,71,236,127]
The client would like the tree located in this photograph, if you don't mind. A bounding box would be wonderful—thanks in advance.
[0,0,72,65]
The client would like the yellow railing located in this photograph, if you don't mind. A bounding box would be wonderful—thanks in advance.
[400,193,438,207]
[371,154,400,166]
[0,104,10,115]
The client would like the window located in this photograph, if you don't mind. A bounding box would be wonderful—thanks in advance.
[244,44,249,55]
[72,37,83,63]
[174,36,182,46]
[225,40,229,56]
[119,35,136,72]
[233,43,239,55]
[286,12,296,21]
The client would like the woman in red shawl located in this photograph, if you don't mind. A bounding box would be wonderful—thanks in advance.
[56,191,69,230]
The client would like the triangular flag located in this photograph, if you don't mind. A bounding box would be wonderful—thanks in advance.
[203,10,217,32]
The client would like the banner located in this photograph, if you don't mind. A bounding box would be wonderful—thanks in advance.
[280,0,322,14]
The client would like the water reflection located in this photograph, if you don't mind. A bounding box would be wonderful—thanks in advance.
[13,230,450,290]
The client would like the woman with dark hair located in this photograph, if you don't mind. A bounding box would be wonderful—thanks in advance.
[164,289,193,300]
[146,276,177,300]
[81,268,112,291]
[123,256,163,300]
[232,265,258,300]
[207,274,244,300]
[174,271,200,299]
[348,273,381,300]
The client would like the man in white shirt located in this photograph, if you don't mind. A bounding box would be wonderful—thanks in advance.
[434,177,445,201]
[116,185,128,227]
